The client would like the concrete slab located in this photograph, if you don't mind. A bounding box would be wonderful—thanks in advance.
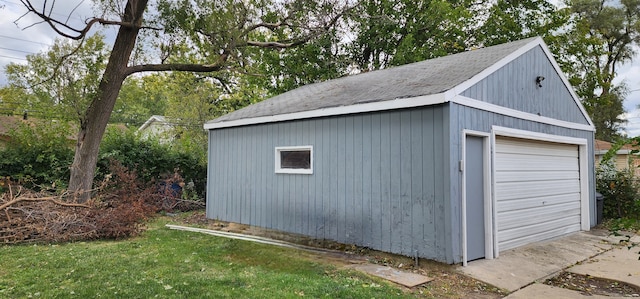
[458,231,615,292]
[568,236,640,288]
[503,283,626,299]
[351,264,433,288]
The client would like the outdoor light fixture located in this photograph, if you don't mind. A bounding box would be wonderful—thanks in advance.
[536,76,545,87]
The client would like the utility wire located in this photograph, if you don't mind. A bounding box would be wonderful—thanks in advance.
[0,54,27,61]
[0,34,50,46]
[0,46,36,54]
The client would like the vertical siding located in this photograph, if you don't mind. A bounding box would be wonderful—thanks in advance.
[207,105,451,262]
[462,46,591,125]
[448,103,596,263]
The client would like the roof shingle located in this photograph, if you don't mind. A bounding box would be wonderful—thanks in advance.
[208,37,538,125]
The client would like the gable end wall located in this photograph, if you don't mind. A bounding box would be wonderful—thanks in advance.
[461,46,590,125]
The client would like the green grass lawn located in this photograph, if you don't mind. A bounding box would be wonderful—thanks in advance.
[0,218,409,298]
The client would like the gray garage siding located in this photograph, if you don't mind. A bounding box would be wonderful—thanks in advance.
[447,103,595,263]
[207,104,453,261]
[461,46,591,125]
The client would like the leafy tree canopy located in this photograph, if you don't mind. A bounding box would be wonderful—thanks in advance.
[551,0,640,141]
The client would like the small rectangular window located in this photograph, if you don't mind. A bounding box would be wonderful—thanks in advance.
[275,146,313,174]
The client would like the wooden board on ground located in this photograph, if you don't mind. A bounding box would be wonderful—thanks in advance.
[352,264,433,288]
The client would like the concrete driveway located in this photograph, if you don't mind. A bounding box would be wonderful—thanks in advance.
[457,230,640,298]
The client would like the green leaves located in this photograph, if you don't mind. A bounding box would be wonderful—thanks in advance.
[2,34,109,123]
[477,0,568,46]
[0,120,74,190]
[347,0,475,70]
[552,0,640,141]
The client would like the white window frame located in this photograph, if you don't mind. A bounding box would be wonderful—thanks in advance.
[275,145,313,174]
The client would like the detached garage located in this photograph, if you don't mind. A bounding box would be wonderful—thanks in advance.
[204,37,595,264]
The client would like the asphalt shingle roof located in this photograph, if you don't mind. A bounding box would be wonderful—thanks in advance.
[208,37,538,124]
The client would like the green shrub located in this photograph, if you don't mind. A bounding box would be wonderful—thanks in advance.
[97,127,207,200]
[596,159,640,219]
[0,121,74,191]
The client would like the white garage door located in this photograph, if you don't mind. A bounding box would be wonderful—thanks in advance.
[495,137,582,251]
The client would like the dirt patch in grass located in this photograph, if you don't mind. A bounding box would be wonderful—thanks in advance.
[545,272,640,297]
[170,211,506,299]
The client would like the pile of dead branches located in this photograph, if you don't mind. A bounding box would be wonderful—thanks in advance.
[0,186,95,244]
[0,160,204,245]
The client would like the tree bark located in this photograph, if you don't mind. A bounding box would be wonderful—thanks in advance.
[68,0,148,202]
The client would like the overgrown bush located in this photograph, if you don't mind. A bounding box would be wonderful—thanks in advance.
[596,159,640,219]
[0,121,74,191]
[96,127,207,200]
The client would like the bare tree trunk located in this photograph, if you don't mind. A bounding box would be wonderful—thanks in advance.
[68,0,148,202]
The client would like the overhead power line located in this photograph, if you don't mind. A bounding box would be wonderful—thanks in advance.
[0,46,36,54]
[0,34,50,46]
[0,54,27,61]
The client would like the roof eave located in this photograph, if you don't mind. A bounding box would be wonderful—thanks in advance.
[204,93,448,130]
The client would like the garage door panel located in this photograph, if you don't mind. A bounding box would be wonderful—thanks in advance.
[496,154,578,171]
[498,204,580,230]
[497,193,581,213]
[496,180,580,201]
[496,139,579,157]
[495,137,582,253]
[499,216,581,243]
[496,170,579,183]
[499,221,582,251]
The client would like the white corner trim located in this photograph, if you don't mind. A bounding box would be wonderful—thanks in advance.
[203,93,447,130]
[461,130,493,265]
[452,95,595,131]
[579,144,591,231]
[275,145,313,175]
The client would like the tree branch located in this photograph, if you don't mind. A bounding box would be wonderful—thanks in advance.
[18,0,159,40]
[0,189,91,211]
[123,61,227,77]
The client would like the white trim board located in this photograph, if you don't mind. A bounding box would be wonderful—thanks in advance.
[452,95,594,131]
[205,92,595,132]
[492,126,588,145]
[204,94,446,129]
[274,145,314,175]
[461,130,493,266]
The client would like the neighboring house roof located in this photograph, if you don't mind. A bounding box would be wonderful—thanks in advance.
[0,115,22,135]
[137,115,175,142]
[138,115,168,132]
[595,139,637,155]
[0,115,23,143]
[205,37,594,131]
[0,115,78,143]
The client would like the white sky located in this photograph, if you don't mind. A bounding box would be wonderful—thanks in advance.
[1,0,640,137]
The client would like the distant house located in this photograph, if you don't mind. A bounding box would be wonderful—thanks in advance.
[0,115,77,148]
[204,37,596,264]
[138,115,173,141]
[595,139,640,176]
[0,115,23,146]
